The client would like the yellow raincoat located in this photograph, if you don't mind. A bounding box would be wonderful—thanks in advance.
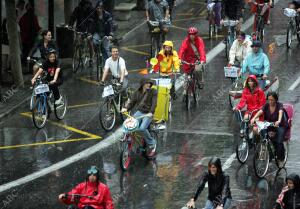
[158,41,180,75]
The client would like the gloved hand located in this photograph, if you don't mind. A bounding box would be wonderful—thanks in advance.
[121,108,127,113]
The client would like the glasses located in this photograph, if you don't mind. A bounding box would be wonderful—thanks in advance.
[87,167,98,175]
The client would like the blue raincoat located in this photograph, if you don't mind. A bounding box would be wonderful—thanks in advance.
[241,48,270,75]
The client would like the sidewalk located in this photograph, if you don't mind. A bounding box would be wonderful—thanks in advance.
[0,0,186,121]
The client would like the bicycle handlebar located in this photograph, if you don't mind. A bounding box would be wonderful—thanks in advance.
[181,60,201,66]
[63,193,95,199]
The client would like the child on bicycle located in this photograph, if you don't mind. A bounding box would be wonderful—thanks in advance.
[31,48,63,105]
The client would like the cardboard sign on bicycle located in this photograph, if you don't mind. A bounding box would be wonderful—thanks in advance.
[152,78,172,89]
[34,84,50,95]
[224,66,239,78]
[102,85,114,98]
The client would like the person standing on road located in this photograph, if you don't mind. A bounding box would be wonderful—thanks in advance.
[240,40,270,89]
[178,27,206,90]
[228,31,252,67]
[100,46,128,91]
[186,157,232,209]
[121,78,158,157]
[273,173,300,209]
[58,166,114,209]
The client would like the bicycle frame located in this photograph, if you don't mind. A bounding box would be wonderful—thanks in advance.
[253,3,269,41]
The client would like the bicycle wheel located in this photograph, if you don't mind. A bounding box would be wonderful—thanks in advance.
[150,35,157,58]
[32,97,48,129]
[297,25,300,43]
[257,21,265,42]
[286,24,293,48]
[193,83,200,104]
[120,140,132,171]
[236,137,249,164]
[225,38,230,61]
[72,45,81,73]
[54,94,67,120]
[275,142,289,169]
[96,51,103,82]
[99,99,116,131]
[209,24,214,38]
[253,141,270,178]
[185,93,191,110]
[82,40,90,69]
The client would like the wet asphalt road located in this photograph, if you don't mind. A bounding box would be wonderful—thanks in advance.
[1,0,300,208]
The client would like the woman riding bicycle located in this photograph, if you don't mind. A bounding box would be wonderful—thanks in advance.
[31,48,63,105]
[228,31,252,67]
[27,29,58,75]
[250,91,289,167]
[58,166,114,209]
[178,27,206,89]
[158,40,180,99]
[206,0,222,32]
[251,0,272,30]
[186,157,232,209]
[233,75,266,121]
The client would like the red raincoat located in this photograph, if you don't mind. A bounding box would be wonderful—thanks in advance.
[236,75,266,112]
[178,36,206,73]
[62,181,114,209]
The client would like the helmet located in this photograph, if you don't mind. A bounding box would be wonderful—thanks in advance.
[188,27,198,35]
[163,40,173,48]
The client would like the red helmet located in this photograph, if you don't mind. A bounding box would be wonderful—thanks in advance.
[188,27,198,35]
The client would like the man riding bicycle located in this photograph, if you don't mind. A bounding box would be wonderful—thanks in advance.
[240,40,270,89]
[289,0,300,27]
[221,0,244,32]
[90,1,114,62]
[228,31,252,67]
[100,46,128,91]
[146,0,170,42]
[58,166,114,209]
[178,27,206,90]
[158,40,180,100]
[121,78,158,157]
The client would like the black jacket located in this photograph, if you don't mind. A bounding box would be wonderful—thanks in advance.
[69,0,94,32]
[28,40,58,59]
[90,10,113,36]
[221,0,243,20]
[281,174,300,209]
[193,158,231,206]
[126,78,157,114]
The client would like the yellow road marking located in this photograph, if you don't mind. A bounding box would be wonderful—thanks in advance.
[177,13,193,16]
[192,0,205,5]
[78,77,99,85]
[199,9,207,17]
[68,102,99,109]
[121,47,150,56]
[20,112,101,139]
[187,8,194,13]
[0,137,101,150]
[171,25,187,31]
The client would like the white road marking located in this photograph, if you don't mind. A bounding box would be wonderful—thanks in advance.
[222,153,237,171]
[288,76,300,91]
[0,3,279,193]
[167,129,233,136]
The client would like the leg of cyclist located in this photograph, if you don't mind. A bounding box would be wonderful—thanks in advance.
[204,200,215,209]
[274,127,287,161]
[223,198,232,209]
[264,6,271,24]
[101,36,111,62]
[214,2,222,31]
[49,83,62,105]
[134,111,156,148]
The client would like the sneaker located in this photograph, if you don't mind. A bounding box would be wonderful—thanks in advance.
[157,122,166,130]
[147,144,156,157]
[55,96,63,106]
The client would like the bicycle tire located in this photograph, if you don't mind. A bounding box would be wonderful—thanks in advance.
[275,141,289,169]
[185,93,191,110]
[225,38,230,61]
[209,24,213,38]
[99,99,116,131]
[150,35,156,58]
[82,40,90,69]
[72,45,81,73]
[32,97,48,129]
[193,85,200,104]
[286,25,293,48]
[96,51,103,82]
[54,94,67,120]
[236,137,249,164]
[253,141,270,178]
[120,140,132,171]
[297,26,300,43]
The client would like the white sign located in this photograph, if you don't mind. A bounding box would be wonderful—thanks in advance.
[34,84,50,95]
[224,67,239,78]
[153,78,172,88]
[102,85,114,98]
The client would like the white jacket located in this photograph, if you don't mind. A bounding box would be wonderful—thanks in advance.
[229,38,252,65]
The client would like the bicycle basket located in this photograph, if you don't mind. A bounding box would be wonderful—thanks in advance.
[283,8,297,18]
[34,84,50,95]
[123,117,139,132]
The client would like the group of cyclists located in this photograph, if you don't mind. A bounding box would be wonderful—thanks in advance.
[24,0,300,208]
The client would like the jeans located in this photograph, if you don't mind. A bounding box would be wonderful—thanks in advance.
[271,126,286,161]
[92,33,110,62]
[133,111,156,146]
[205,198,232,209]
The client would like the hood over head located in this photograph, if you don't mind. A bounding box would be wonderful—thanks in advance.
[139,78,154,90]
[286,173,300,190]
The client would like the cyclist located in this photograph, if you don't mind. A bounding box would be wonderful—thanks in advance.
[166,0,176,20]
[251,0,272,30]
[228,31,252,67]
[240,40,270,89]
[31,49,63,105]
[250,91,288,167]
[90,1,114,62]
[221,0,244,32]
[206,0,222,32]
[101,46,128,91]
[186,157,232,209]
[121,78,158,157]
[178,27,206,90]
[289,0,300,28]
[158,40,180,99]
[27,30,58,75]
[146,0,170,42]
[58,166,114,209]
[273,173,300,209]
[233,75,266,121]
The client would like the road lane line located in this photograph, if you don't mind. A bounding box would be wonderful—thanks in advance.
[78,77,99,85]
[68,102,99,109]
[167,129,233,136]
[0,137,101,150]
[288,76,300,91]
[222,153,237,171]
[0,9,270,193]
[121,47,150,56]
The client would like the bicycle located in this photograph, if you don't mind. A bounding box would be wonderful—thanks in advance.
[252,1,270,42]
[253,121,289,178]
[181,61,204,110]
[148,20,171,58]
[222,20,239,60]
[119,112,161,171]
[235,109,260,164]
[283,8,300,48]
[224,65,240,84]
[93,36,110,82]
[30,68,67,129]
[99,79,132,131]
[62,193,95,208]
